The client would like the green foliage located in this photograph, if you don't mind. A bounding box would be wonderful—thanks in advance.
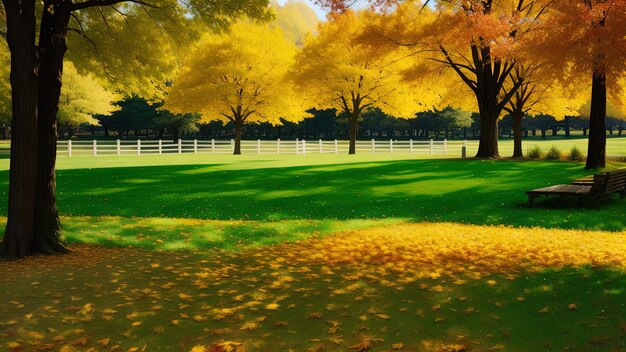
[545,146,562,160]
[527,146,543,159]
[568,146,585,161]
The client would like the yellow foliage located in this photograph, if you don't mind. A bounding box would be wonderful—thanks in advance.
[166,21,309,126]
[58,62,120,128]
[293,10,438,120]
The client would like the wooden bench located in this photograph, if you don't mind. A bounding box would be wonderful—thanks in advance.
[527,169,626,208]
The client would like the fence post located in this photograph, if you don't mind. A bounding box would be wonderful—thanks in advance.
[116,139,121,156]
[92,140,97,157]
[231,139,235,154]
[137,139,141,155]
[211,139,215,154]
[257,139,261,154]
[409,139,413,154]
[334,139,338,154]
[194,139,198,154]
[444,139,448,155]
[302,139,306,155]
[319,139,323,154]
[68,140,72,157]
[430,139,434,155]
[296,138,299,155]
[371,139,375,154]
[462,140,467,158]
[158,139,162,155]
[277,139,281,155]
[178,139,182,154]
[390,139,394,154]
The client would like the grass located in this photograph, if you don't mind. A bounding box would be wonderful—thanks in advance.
[1,154,625,238]
[1,153,626,351]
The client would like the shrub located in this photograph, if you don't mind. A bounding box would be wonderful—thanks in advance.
[568,146,585,162]
[527,146,542,159]
[545,146,562,160]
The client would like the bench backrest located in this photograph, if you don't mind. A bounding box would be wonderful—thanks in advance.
[605,168,626,194]
[592,168,626,197]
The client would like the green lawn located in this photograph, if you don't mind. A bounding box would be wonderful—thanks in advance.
[1,154,625,236]
[1,154,626,351]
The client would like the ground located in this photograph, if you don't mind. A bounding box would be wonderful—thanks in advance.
[1,152,625,351]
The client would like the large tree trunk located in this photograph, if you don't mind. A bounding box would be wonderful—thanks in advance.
[348,113,359,155]
[512,110,524,158]
[233,120,242,155]
[475,107,500,158]
[33,3,71,254]
[2,0,39,259]
[586,68,607,169]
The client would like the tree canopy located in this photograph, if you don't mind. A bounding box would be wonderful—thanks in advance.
[165,20,308,154]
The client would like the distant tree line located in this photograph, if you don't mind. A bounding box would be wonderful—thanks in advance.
[53,97,626,141]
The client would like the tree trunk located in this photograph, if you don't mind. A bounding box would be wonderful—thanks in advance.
[104,125,109,137]
[475,108,499,158]
[2,0,39,259]
[586,68,607,169]
[512,111,524,158]
[348,113,359,155]
[233,119,242,155]
[32,2,72,254]
[541,129,546,138]
[172,126,180,143]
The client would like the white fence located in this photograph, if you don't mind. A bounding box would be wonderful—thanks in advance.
[57,139,468,157]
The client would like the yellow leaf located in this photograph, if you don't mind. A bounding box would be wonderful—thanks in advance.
[265,303,280,310]
[392,343,404,350]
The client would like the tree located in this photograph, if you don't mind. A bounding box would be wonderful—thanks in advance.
[293,10,432,154]
[531,0,626,169]
[0,39,10,139]
[326,0,551,158]
[274,0,320,45]
[1,0,273,259]
[165,21,307,155]
[57,62,119,138]
[154,110,200,142]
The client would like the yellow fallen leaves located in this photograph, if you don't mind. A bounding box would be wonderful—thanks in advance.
[277,222,626,275]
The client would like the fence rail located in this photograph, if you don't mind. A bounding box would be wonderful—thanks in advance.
[56,139,467,157]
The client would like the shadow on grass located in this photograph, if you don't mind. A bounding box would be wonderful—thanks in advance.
[1,158,624,230]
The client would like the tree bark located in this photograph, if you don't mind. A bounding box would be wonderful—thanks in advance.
[586,68,607,169]
[475,107,499,158]
[33,2,72,254]
[172,126,180,143]
[512,110,524,158]
[2,0,39,259]
[348,112,359,155]
[233,119,242,155]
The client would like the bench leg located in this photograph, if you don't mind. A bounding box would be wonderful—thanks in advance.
[528,195,536,208]
[591,197,602,209]
[620,190,626,199]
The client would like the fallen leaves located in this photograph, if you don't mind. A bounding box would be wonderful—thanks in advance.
[1,222,625,351]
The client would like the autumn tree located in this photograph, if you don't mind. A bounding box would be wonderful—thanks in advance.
[165,21,308,155]
[57,62,119,137]
[1,0,273,259]
[531,0,626,169]
[293,10,432,154]
[323,0,552,158]
[0,40,9,139]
